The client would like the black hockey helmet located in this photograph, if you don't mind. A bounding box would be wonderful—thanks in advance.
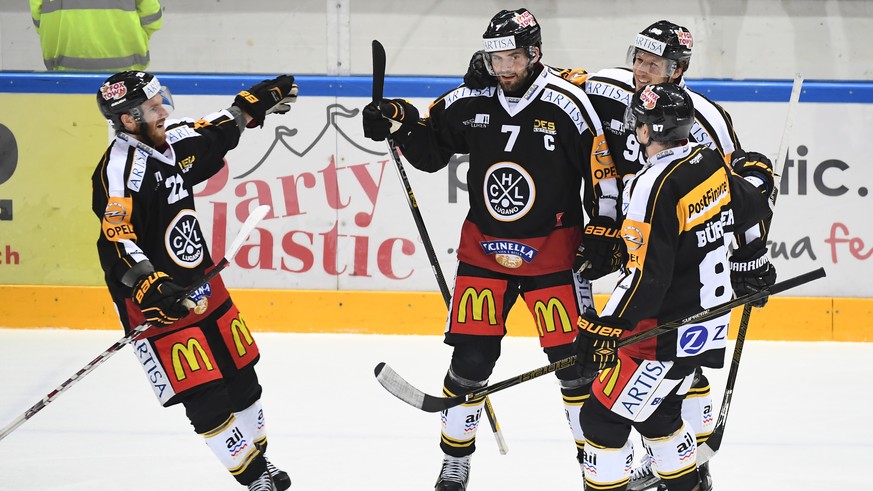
[627,20,693,74]
[624,83,695,142]
[97,71,173,131]
[482,8,541,56]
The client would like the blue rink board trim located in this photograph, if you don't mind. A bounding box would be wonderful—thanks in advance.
[0,72,871,103]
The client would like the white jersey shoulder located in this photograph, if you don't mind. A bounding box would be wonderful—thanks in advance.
[540,67,604,136]
[685,90,737,158]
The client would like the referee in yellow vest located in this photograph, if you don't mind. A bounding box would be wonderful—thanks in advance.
[30,0,162,71]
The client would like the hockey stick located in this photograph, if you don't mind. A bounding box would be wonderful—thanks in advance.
[691,73,805,466]
[0,205,270,442]
[371,39,509,454]
[628,75,807,491]
[375,267,825,413]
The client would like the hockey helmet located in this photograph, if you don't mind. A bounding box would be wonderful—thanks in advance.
[482,8,541,53]
[97,71,174,131]
[624,83,695,142]
[627,20,693,77]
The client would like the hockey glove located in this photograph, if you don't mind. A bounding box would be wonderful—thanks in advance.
[730,149,775,195]
[575,217,626,280]
[132,271,194,326]
[574,310,629,382]
[730,238,777,307]
[233,75,298,128]
[361,99,420,142]
[463,50,496,90]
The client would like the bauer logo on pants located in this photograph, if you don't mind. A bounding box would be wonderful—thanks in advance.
[165,209,204,268]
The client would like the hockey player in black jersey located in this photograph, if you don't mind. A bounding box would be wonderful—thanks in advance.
[92,71,297,491]
[465,20,777,490]
[574,83,773,491]
[362,8,623,490]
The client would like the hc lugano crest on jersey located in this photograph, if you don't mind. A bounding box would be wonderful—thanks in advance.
[165,209,204,267]
[483,161,535,222]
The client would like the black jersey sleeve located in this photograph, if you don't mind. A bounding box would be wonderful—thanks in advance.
[394,90,471,173]
[168,110,243,186]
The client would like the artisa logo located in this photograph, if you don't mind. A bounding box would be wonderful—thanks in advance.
[165,209,204,268]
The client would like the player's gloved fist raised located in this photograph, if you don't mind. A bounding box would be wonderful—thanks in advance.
[361,99,420,142]
[233,75,298,128]
[730,238,777,307]
[132,271,195,326]
[574,310,629,382]
[575,216,626,280]
[464,50,496,90]
[731,149,774,195]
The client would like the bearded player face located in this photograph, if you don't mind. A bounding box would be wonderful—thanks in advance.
[488,47,539,93]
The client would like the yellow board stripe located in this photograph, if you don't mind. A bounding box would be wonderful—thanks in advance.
[0,286,864,342]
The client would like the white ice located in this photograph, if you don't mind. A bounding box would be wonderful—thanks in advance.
[0,329,870,490]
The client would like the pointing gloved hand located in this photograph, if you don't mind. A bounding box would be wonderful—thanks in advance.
[361,99,420,142]
[463,50,496,90]
[574,309,629,383]
[132,271,195,326]
[730,238,777,307]
[233,75,298,128]
[574,216,626,280]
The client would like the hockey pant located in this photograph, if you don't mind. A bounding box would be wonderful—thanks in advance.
[440,262,594,460]
[580,355,701,491]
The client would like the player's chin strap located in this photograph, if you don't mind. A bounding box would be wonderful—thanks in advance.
[0,205,272,442]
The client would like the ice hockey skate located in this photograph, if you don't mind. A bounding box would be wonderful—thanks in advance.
[265,457,291,490]
[435,454,471,490]
[248,470,277,491]
[629,453,661,490]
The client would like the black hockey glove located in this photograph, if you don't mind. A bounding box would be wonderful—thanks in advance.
[233,75,298,128]
[361,99,420,142]
[574,310,629,382]
[132,271,193,326]
[731,149,775,195]
[574,217,626,280]
[730,238,777,307]
[463,50,496,90]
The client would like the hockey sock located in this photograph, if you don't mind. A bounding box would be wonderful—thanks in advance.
[201,414,267,485]
[642,420,699,491]
[582,438,633,490]
[439,368,487,457]
[560,379,590,463]
[682,371,714,446]
[235,399,267,450]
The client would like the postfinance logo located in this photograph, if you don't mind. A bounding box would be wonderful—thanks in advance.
[171,338,214,381]
[533,298,572,336]
[457,288,497,325]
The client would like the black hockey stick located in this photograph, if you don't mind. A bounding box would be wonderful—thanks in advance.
[375,267,825,413]
[0,205,271,442]
[690,72,806,468]
[371,39,509,454]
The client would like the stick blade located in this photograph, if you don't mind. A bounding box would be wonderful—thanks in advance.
[374,363,460,413]
[371,40,386,102]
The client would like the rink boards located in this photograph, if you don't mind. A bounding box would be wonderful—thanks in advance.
[0,74,871,341]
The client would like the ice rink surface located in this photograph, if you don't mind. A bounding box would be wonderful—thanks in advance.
[1,329,871,490]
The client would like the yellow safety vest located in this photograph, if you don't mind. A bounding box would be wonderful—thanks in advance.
[30,0,163,71]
